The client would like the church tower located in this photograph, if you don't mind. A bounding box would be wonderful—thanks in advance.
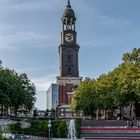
[57,0,82,118]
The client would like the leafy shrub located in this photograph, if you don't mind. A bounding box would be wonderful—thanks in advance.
[75,118,81,138]
[0,133,13,140]
[51,120,60,138]
[56,121,68,138]
[8,119,68,138]
[8,122,22,132]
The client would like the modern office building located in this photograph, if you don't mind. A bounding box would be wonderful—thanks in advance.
[47,84,58,110]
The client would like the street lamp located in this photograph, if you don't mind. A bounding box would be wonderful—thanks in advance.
[2,120,7,138]
[48,111,51,140]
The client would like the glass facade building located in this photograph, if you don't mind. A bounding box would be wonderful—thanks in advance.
[47,84,58,110]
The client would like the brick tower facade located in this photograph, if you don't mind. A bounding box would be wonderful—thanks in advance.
[57,0,82,118]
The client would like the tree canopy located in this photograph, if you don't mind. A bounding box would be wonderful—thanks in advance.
[0,63,36,116]
[71,48,140,118]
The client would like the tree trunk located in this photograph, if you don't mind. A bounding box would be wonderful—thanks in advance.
[130,102,133,119]
[104,109,106,120]
[15,107,18,117]
[2,105,4,117]
[119,107,122,120]
[96,109,99,120]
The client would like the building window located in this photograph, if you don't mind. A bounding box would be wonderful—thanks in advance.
[68,67,72,75]
[67,56,72,63]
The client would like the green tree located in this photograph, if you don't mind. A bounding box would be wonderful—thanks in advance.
[95,73,117,119]
[33,108,38,118]
[122,48,140,65]
[96,73,116,109]
[52,121,60,138]
[56,121,68,138]
[75,119,81,138]
[83,77,95,82]
[71,48,140,120]
[72,81,97,117]
[19,73,36,113]
[0,66,36,116]
[113,48,140,118]
[0,68,15,116]
[0,60,2,68]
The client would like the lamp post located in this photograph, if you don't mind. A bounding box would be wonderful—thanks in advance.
[48,111,51,140]
[3,120,7,138]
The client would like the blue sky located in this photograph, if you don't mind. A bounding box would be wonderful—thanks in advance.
[0,0,140,110]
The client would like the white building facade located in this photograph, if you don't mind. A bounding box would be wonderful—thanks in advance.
[47,84,58,110]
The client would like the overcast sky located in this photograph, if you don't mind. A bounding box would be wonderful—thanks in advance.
[0,0,140,110]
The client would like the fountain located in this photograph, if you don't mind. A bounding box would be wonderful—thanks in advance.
[68,119,77,140]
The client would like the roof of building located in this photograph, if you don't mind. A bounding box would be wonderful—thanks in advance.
[58,104,71,109]
[61,0,76,20]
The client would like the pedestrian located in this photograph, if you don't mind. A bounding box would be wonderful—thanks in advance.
[137,121,140,128]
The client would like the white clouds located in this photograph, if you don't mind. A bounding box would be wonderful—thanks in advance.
[81,37,112,48]
[0,0,62,51]
[0,24,14,32]
[0,32,46,42]
[0,45,18,51]
[0,31,52,50]
[80,31,132,49]
[32,74,56,92]
[15,66,58,94]
[76,0,130,30]
[82,10,130,30]
[97,15,130,29]
[16,66,48,73]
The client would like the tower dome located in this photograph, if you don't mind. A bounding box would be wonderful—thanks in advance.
[61,0,76,25]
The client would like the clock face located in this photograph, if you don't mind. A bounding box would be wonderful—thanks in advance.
[65,33,74,42]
